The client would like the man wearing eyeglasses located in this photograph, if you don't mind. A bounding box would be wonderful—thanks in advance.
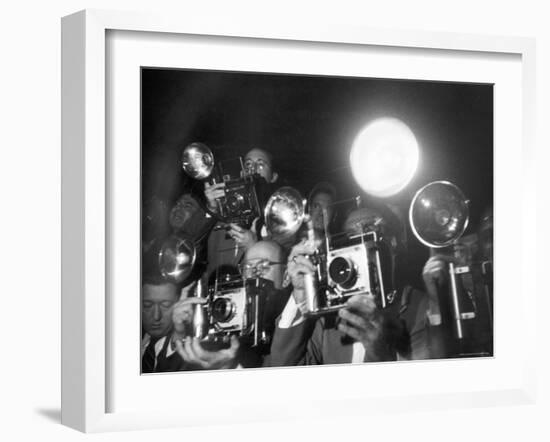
[240,239,286,288]
[238,240,291,366]
[172,239,289,369]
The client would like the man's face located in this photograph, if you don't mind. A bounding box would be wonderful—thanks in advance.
[310,192,334,232]
[169,194,205,238]
[244,148,274,182]
[142,283,179,339]
[242,241,284,289]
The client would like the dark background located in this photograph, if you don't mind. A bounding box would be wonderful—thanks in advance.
[141,68,493,279]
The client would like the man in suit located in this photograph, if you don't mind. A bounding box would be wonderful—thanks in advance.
[141,274,240,372]
[264,206,428,367]
[141,275,184,373]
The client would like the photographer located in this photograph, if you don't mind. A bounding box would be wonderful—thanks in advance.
[172,239,289,369]
[264,240,402,366]
[140,276,240,372]
[170,283,240,371]
[141,275,184,373]
[142,191,213,279]
[264,206,425,367]
[205,148,285,277]
[307,181,338,235]
[420,206,493,358]
[238,239,291,366]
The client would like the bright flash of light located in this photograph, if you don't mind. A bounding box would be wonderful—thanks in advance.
[350,117,419,198]
[176,253,190,265]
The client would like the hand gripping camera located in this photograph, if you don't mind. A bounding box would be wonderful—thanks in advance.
[216,173,262,228]
[262,190,398,317]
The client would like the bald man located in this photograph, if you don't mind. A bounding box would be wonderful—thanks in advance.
[241,240,285,289]
[236,240,290,366]
[171,240,290,369]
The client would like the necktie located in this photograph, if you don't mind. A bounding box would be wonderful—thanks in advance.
[142,339,157,373]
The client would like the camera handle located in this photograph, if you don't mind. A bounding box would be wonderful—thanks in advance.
[191,280,208,339]
[302,215,321,314]
[252,278,261,347]
[209,177,226,216]
[448,262,465,339]
[363,230,388,310]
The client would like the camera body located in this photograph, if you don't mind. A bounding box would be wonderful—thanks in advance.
[305,229,395,316]
[208,274,251,337]
[217,172,262,228]
[327,241,372,298]
[198,275,283,348]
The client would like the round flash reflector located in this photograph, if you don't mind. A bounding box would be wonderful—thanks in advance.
[350,118,419,198]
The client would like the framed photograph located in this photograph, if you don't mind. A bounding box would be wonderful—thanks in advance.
[61,9,536,433]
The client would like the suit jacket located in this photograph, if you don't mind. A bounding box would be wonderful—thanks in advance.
[264,287,438,367]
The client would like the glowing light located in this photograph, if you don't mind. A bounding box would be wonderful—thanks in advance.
[350,118,419,198]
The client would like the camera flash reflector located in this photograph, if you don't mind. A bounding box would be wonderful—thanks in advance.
[350,117,419,198]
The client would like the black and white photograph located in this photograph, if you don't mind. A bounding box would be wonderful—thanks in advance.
[140,68,493,374]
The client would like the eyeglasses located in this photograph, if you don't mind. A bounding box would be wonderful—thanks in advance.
[239,259,285,279]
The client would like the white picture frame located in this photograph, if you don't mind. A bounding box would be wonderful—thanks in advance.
[61,9,537,433]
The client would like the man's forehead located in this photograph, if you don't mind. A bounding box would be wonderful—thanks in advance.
[245,241,281,261]
[312,192,333,204]
[143,283,178,300]
[245,149,271,164]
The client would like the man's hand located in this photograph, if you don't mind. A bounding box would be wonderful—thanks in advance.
[287,239,319,288]
[338,295,388,360]
[228,223,257,250]
[422,255,454,287]
[175,336,240,370]
[422,255,455,324]
[286,239,318,313]
[204,182,226,213]
[172,297,207,337]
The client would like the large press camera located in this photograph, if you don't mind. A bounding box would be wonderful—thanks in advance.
[262,188,398,317]
[181,142,263,228]
[206,273,284,347]
[158,236,287,349]
[300,199,398,316]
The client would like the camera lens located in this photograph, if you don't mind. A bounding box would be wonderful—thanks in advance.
[226,192,244,215]
[211,297,236,323]
[328,257,357,289]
